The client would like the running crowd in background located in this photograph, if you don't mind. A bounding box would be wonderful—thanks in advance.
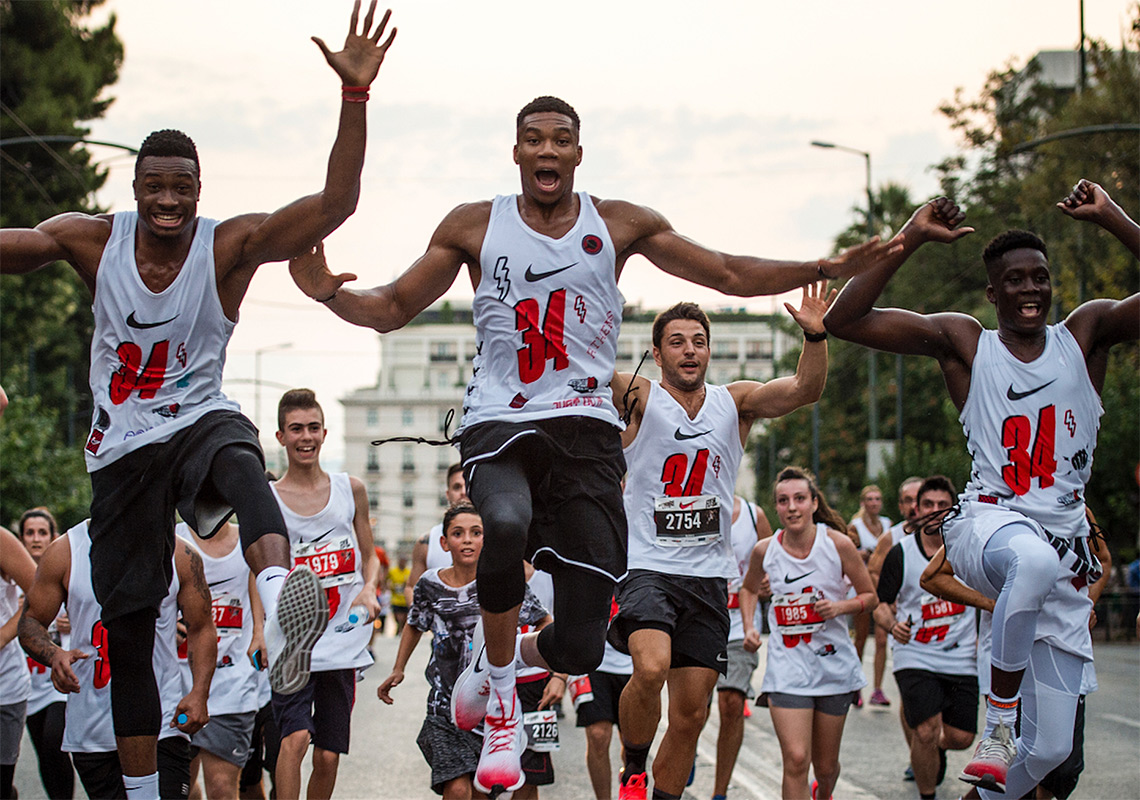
[0,3,1137,799]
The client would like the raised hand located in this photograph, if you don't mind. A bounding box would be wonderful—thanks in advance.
[313,0,397,89]
[290,242,357,302]
[818,235,903,281]
[902,196,974,246]
[785,280,837,336]
[1057,178,1112,222]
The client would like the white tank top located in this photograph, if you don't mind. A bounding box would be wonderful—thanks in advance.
[889,536,977,675]
[727,499,762,643]
[960,326,1103,539]
[624,381,741,578]
[459,192,624,431]
[851,515,890,551]
[272,473,373,671]
[888,520,909,547]
[761,524,866,696]
[186,536,260,714]
[0,576,30,705]
[62,522,185,753]
[85,211,240,470]
[425,524,450,573]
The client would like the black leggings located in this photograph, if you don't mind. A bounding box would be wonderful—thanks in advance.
[470,458,615,676]
[25,702,74,799]
[105,607,161,738]
[206,445,288,553]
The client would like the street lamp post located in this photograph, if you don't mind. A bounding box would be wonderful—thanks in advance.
[254,342,293,434]
[811,140,882,448]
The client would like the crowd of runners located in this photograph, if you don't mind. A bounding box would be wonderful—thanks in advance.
[0,3,1137,799]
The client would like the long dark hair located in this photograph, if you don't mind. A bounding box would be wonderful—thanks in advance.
[774,466,847,533]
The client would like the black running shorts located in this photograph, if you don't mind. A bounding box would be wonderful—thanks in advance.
[894,668,979,733]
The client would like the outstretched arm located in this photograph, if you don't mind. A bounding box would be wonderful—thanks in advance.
[612,200,899,296]
[1058,179,1140,259]
[289,202,482,332]
[824,197,977,357]
[729,281,834,431]
[217,1,397,274]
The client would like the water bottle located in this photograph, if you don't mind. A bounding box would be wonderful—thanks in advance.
[347,605,369,626]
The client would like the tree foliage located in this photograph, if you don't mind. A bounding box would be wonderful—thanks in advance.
[752,17,1139,537]
[0,0,123,528]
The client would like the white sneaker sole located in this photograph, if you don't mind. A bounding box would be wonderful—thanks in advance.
[269,566,328,695]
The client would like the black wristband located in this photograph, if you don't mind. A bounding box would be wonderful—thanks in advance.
[804,329,827,343]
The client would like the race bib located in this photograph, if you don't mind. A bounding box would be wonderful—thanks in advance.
[919,593,965,626]
[292,536,357,588]
[523,709,560,752]
[653,495,720,546]
[772,591,824,635]
[568,675,594,710]
[211,593,243,637]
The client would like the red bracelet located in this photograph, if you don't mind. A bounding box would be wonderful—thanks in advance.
[342,94,369,103]
[856,596,866,612]
[342,85,370,93]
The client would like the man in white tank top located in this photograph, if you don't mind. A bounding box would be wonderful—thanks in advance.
[874,476,979,800]
[290,95,893,796]
[269,389,380,800]
[825,182,1138,799]
[608,293,831,799]
[18,522,216,800]
[0,10,396,799]
[846,484,892,708]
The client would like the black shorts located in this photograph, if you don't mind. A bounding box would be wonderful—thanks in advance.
[609,570,730,675]
[416,715,483,795]
[516,676,554,786]
[574,670,631,728]
[270,669,356,754]
[88,410,263,620]
[894,669,979,733]
[459,417,627,582]
[239,701,279,791]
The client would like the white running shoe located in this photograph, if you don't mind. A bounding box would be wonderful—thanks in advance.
[265,565,328,695]
[451,619,490,730]
[473,687,526,796]
[960,721,1017,793]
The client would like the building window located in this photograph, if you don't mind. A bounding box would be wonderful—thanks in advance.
[366,407,379,427]
[401,407,414,427]
[366,450,380,473]
[402,445,415,473]
[368,493,379,511]
[430,341,457,362]
[402,489,414,508]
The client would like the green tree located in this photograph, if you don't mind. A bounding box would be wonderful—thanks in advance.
[0,0,123,528]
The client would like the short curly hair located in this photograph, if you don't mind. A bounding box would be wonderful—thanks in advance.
[982,230,1048,281]
[516,96,580,137]
[136,129,200,176]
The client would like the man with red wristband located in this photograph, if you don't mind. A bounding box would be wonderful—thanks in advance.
[0,4,394,799]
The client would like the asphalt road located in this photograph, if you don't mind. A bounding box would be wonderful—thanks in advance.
[13,635,1139,799]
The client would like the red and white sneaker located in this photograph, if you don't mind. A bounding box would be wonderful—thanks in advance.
[810,778,832,800]
[265,565,328,695]
[451,620,490,730]
[960,721,1017,793]
[618,770,648,800]
[474,687,526,796]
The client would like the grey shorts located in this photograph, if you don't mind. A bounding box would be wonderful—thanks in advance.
[190,711,256,766]
[416,714,483,795]
[765,691,856,717]
[716,640,758,697]
[0,701,26,765]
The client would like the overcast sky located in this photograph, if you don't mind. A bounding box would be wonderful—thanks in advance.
[79,0,1132,463]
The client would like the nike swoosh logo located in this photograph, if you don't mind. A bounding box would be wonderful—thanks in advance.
[674,428,713,441]
[471,644,486,674]
[680,501,696,510]
[126,311,178,329]
[715,653,728,662]
[207,579,232,588]
[1007,379,1056,401]
[784,570,815,583]
[524,262,577,282]
[313,528,335,542]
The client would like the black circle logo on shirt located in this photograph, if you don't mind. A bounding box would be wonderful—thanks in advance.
[582,234,603,255]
